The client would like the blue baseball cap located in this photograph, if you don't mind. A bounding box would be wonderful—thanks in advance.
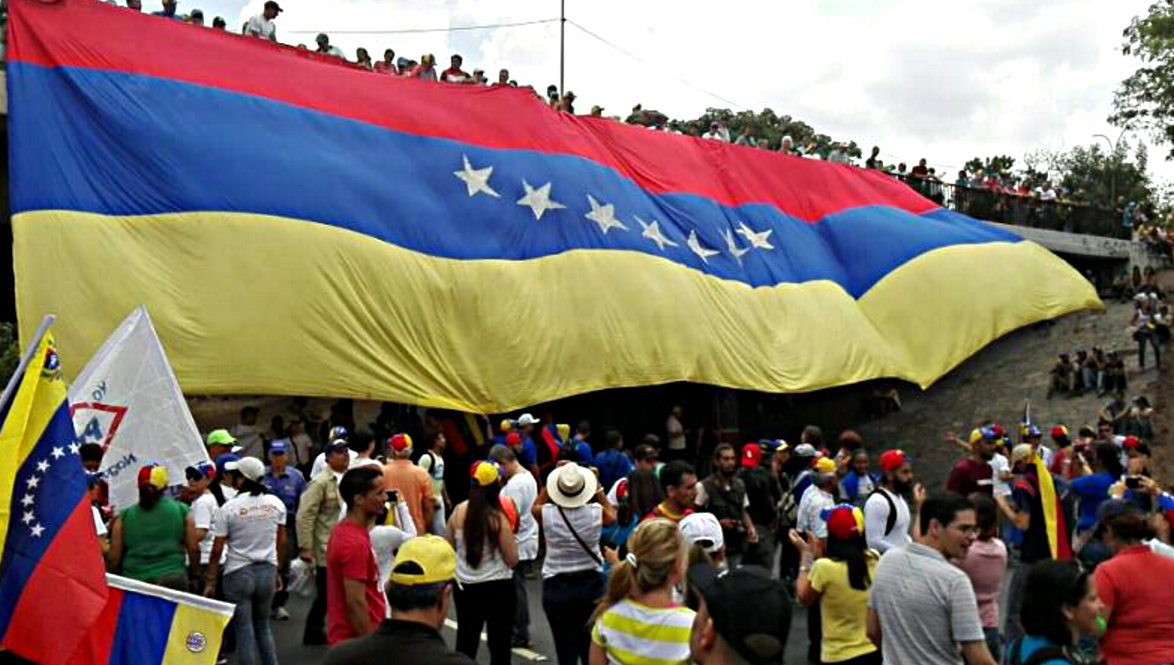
[215,452,240,474]
[269,441,289,455]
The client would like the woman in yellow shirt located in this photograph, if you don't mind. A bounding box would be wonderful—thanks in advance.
[789,505,880,665]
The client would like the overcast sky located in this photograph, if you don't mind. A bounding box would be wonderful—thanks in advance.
[164,0,1168,183]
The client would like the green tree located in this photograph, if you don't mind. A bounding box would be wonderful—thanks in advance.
[1056,140,1152,208]
[1112,1,1174,158]
[963,155,1017,177]
[0,322,19,389]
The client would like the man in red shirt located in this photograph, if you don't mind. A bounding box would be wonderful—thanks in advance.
[326,466,388,644]
[946,426,997,496]
[440,54,470,84]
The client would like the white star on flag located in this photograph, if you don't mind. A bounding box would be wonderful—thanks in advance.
[68,443,81,455]
[723,229,750,261]
[736,223,775,250]
[687,230,720,263]
[26,475,40,490]
[51,447,65,460]
[20,494,34,508]
[453,155,500,198]
[635,216,678,251]
[30,524,45,538]
[22,510,34,525]
[36,460,49,473]
[584,195,629,234]
[516,180,566,221]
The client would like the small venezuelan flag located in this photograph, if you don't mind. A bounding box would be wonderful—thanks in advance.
[72,574,234,665]
[0,322,109,665]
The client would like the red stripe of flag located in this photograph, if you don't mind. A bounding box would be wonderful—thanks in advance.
[6,0,936,221]
[4,502,110,665]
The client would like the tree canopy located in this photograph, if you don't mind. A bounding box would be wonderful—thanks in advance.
[1112,0,1174,159]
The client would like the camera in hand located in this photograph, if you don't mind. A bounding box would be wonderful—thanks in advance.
[1125,476,1142,490]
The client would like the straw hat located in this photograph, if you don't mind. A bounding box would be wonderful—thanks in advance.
[546,463,598,509]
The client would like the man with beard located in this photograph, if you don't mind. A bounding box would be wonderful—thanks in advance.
[946,426,997,497]
[867,494,996,665]
[864,449,926,553]
[696,444,758,565]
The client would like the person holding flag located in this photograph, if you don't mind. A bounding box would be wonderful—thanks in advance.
[0,321,109,665]
[1000,443,1072,646]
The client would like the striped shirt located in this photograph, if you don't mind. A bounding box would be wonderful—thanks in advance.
[591,599,695,665]
[541,504,603,578]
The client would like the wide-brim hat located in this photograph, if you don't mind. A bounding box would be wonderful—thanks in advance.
[546,462,597,508]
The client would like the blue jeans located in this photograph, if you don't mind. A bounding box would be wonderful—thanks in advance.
[223,562,279,665]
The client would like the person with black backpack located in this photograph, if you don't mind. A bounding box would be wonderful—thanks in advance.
[863,450,925,554]
[1005,560,1104,665]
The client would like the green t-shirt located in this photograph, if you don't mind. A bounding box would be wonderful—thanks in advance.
[120,497,189,582]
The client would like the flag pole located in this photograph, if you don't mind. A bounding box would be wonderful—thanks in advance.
[559,0,566,97]
[0,315,56,416]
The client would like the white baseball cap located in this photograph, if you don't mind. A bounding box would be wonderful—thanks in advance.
[234,456,266,482]
[516,413,540,426]
[679,513,724,553]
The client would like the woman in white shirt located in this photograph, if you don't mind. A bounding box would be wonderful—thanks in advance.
[534,463,616,665]
[371,495,417,616]
[446,461,518,665]
[206,457,287,665]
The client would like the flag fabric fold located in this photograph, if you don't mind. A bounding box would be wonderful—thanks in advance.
[8,0,1101,412]
[69,306,209,510]
[0,321,109,665]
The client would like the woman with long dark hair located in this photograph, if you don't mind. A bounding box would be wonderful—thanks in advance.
[789,505,880,665]
[1006,560,1103,665]
[205,457,287,665]
[446,461,518,665]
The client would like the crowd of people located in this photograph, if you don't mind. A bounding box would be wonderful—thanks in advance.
[73,389,1174,665]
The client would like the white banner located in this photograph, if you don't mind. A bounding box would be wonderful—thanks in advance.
[69,306,208,509]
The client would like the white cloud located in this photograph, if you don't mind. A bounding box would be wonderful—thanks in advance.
[158,0,1168,183]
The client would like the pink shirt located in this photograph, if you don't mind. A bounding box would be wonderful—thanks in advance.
[959,538,1007,628]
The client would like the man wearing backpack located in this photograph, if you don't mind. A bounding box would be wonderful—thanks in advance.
[864,449,926,553]
[416,432,450,535]
[738,442,781,567]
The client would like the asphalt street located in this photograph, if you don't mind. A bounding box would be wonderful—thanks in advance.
[270,568,813,664]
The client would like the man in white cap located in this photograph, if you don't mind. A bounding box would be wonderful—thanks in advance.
[514,414,541,475]
[680,512,726,569]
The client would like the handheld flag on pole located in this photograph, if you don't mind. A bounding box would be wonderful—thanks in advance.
[71,574,234,665]
[69,306,209,510]
[0,316,109,665]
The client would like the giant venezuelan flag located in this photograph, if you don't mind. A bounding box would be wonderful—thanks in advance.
[0,320,108,665]
[8,0,1100,413]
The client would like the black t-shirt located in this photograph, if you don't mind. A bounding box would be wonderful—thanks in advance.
[1013,469,1052,564]
[323,619,475,665]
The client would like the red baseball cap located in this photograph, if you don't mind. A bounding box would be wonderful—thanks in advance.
[506,431,521,447]
[741,443,762,468]
[878,449,908,473]
[1051,425,1069,439]
[1123,435,1141,449]
[389,433,413,452]
[823,505,862,540]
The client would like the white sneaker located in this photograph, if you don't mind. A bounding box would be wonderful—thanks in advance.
[272,607,291,621]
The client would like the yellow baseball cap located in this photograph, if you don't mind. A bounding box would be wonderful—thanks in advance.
[814,457,836,474]
[389,535,457,586]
